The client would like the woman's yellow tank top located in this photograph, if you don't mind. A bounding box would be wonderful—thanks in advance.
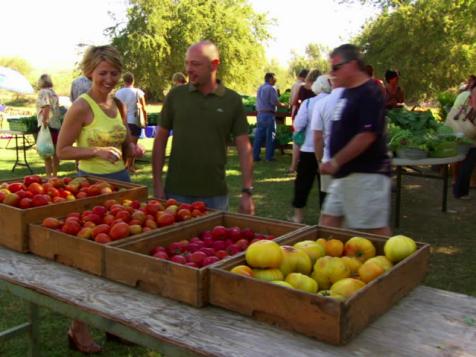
[77,93,127,174]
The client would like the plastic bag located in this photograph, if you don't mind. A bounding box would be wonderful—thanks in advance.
[36,125,55,158]
[292,130,306,147]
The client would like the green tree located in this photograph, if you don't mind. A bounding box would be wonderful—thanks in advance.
[355,0,476,100]
[288,43,330,79]
[337,0,413,9]
[0,57,33,82]
[107,0,270,100]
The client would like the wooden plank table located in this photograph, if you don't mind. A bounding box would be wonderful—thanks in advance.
[392,155,465,228]
[0,246,475,356]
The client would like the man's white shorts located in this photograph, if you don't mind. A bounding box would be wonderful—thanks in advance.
[320,174,332,192]
[322,173,391,229]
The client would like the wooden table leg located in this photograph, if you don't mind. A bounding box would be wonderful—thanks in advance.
[21,134,33,174]
[11,134,20,172]
[28,303,39,357]
[395,166,402,228]
[442,164,449,212]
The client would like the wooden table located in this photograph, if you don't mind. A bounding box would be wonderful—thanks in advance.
[246,111,292,154]
[0,247,475,356]
[0,129,34,174]
[392,155,465,228]
[246,110,291,123]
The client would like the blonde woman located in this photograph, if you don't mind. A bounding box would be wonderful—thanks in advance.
[57,44,137,353]
[36,74,62,177]
[57,45,136,183]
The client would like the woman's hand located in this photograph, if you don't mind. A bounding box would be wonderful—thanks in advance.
[124,142,136,158]
[94,147,122,163]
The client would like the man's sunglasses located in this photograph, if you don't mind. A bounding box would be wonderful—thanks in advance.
[331,60,352,72]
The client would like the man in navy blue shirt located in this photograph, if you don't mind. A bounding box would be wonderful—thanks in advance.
[319,44,391,236]
[253,73,287,161]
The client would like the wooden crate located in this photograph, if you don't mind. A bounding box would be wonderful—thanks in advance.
[105,212,306,307]
[28,209,219,276]
[209,225,431,345]
[0,175,148,252]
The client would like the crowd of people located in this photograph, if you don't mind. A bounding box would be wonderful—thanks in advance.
[30,39,475,352]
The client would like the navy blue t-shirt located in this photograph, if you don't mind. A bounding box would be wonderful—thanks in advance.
[329,80,391,178]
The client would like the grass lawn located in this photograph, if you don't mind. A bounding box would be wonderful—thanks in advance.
[0,124,475,355]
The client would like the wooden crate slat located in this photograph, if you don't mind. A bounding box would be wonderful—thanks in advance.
[341,244,430,344]
[209,225,430,345]
[29,224,105,276]
[0,175,148,252]
[105,212,305,307]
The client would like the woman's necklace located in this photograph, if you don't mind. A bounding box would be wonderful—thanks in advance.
[88,91,116,117]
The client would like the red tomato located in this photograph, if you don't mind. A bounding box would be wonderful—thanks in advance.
[23,175,42,187]
[28,182,45,195]
[7,182,25,193]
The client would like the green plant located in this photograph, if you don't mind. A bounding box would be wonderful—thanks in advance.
[387,108,438,132]
[279,92,290,104]
[388,126,428,151]
[436,90,457,120]
[275,124,292,145]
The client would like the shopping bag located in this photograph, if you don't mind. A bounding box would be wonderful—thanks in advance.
[36,125,55,158]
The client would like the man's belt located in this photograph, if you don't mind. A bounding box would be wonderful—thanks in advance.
[258,110,276,114]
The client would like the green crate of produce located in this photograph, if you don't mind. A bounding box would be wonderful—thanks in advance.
[277,107,290,114]
[7,116,38,133]
[276,124,292,145]
[147,113,160,126]
[244,104,255,114]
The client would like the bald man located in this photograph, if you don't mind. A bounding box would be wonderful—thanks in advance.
[152,40,255,214]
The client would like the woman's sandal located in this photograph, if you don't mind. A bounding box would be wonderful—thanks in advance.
[68,330,102,354]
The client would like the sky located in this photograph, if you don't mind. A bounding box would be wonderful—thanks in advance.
[0,0,379,71]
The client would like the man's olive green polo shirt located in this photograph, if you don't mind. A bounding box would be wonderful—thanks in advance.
[159,83,248,196]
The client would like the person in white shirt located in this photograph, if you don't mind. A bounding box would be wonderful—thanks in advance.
[290,75,332,223]
[311,83,344,206]
[69,75,91,103]
[115,72,147,173]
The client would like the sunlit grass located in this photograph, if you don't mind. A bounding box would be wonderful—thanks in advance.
[432,246,461,255]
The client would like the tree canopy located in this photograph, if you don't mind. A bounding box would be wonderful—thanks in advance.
[288,43,330,79]
[107,0,270,99]
[0,57,33,79]
[338,0,414,9]
[355,0,476,100]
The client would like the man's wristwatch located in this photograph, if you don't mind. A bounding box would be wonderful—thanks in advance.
[241,187,254,196]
